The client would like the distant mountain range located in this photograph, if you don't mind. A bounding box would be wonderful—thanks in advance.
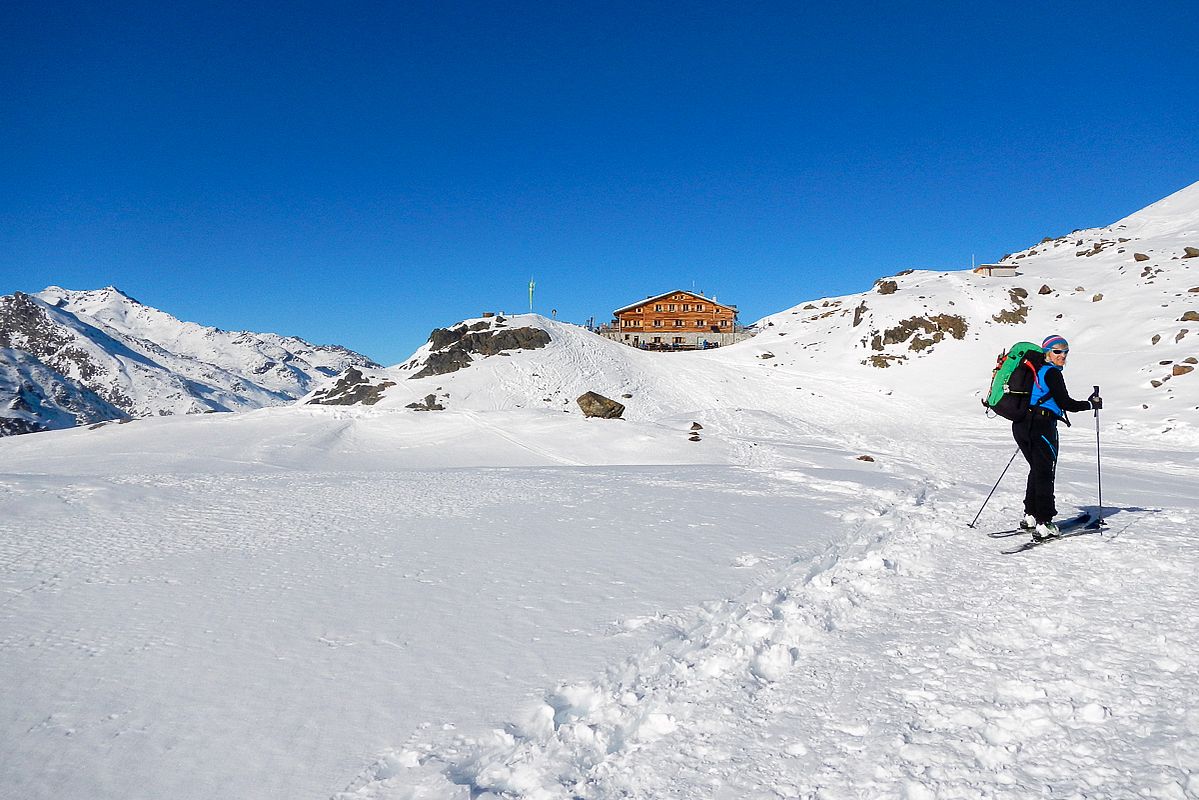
[0,287,378,435]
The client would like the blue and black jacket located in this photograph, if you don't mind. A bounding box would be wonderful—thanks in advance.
[1029,363,1092,424]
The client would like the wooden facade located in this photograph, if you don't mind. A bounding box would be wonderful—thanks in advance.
[610,290,739,349]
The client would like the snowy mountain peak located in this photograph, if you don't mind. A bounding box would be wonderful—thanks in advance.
[1,287,379,435]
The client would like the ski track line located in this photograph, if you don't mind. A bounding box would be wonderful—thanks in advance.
[336,476,1199,800]
[334,476,937,799]
[461,411,586,467]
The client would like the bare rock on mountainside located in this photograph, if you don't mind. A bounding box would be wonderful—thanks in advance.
[410,321,551,379]
[992,289,1030,324]
[1183,247,1199,258]
[1,345,128,435]
[577,392,625,419]
[875,280,898,295]
[406,394,445,411]
[869,314,968,352]
[305,367,396,406]
[0,416,46,436]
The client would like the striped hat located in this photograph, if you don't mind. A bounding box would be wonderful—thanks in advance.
[1042,334,1069,352]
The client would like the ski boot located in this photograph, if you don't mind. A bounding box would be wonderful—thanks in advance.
[1032,521,1060,541]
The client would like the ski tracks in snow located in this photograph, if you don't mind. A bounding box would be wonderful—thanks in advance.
[335,475,939,799]
[339,468,1199,800]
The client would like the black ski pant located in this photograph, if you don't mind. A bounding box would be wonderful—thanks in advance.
[1013,412,1059,524]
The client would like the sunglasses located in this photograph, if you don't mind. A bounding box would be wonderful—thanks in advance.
[1050,349,1069,355]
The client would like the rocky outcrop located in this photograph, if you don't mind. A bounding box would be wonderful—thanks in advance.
[576,392,624,419]
[0,416,45,436]
[305,367,395,406]
[869,314,968,353]
[992,289,1030,324]
[406,394,445,411]
[410,322,551,379]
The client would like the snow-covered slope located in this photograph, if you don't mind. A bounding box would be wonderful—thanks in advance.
[748,179,1199,442]
[0,287,379,433]
[2,181,1198,800]
[37,286,372,397]
[0,347,123,435]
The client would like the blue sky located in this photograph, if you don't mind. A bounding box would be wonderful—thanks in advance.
[3,1,1197,364]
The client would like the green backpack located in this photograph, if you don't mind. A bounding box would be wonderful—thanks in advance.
[983,341,1045,421]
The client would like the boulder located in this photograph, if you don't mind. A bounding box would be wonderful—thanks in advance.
[576,392,625,419]
[1184,247,1199,258]
[1134,253,1150,262]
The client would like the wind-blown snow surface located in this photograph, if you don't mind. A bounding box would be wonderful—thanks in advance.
[2,183,1198,799]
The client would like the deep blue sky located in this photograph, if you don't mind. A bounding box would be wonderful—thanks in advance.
[3,2,1197,364]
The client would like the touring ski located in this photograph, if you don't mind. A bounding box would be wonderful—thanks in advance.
[1000,513,1102,554]
[986,510,1091,539]
[988,528,1029,539]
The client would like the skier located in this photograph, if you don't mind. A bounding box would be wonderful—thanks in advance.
[1013,335,1102,539]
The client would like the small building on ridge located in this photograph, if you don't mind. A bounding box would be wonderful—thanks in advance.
[601,290,748,350]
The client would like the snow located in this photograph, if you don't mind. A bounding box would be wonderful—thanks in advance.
[3,182,1199,799]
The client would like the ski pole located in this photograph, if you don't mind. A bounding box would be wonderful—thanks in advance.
[1093,384,1104,527]
[968,447,1021,528]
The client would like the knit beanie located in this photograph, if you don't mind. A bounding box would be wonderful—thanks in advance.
[1041,334,1069,352]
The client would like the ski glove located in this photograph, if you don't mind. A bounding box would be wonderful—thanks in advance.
[1089,393,1103,410]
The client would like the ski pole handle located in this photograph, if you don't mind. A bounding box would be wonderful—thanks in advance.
[1092,384,1100,417]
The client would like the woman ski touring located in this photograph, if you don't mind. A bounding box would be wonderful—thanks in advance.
[1014,335,1102,540]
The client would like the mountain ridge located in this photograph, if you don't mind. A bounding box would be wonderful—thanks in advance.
[0,288,379,434]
